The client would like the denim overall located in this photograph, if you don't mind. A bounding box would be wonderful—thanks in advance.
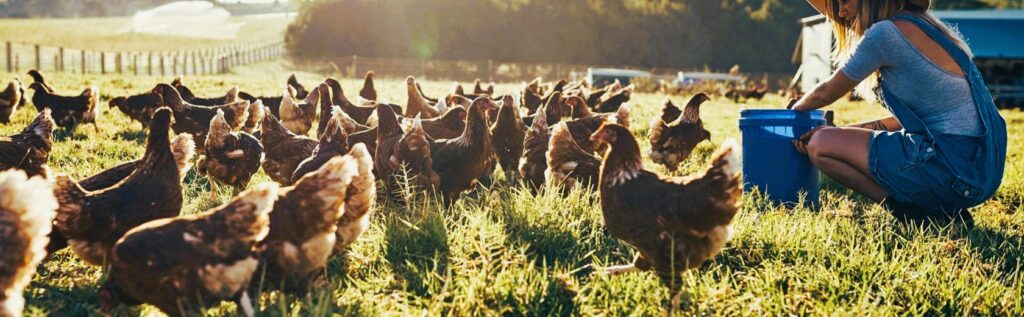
[868,14,1007,217]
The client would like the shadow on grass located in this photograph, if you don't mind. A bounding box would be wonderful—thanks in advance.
[382,200,451,298]
[115,129,147,144]
[965,226,1023,274]
[53,128,90,142]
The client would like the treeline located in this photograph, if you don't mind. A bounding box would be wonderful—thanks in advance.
[285,0,1013,73]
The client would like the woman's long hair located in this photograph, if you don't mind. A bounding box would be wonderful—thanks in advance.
[827,0,972,102]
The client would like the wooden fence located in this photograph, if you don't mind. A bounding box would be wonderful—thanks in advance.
[2,38,284,76]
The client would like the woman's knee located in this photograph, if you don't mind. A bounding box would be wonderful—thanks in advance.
[806,127,840,162]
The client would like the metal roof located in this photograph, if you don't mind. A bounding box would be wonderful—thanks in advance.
[801,10,1024,59]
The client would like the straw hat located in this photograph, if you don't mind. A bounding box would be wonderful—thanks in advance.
[806,0,930,18]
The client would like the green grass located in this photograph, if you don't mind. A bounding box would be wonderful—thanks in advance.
[3,63,1022,316]
[0,16,289,51]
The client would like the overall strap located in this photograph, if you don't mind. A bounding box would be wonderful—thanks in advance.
[888,13,996,137]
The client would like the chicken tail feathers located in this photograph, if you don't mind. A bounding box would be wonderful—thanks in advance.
[0,170,56,317]
[335,143,376,252]
[24,109,55,141]
[82,86,100,123]
[711,139,742,177]
[171,133,196,178]
[214,183,279,244]
[51,174,90,237]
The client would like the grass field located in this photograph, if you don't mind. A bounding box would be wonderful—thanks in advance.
[0,15,291,51]
[2,62,1022,316]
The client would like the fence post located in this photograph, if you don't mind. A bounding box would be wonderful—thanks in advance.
[81,51,86,74]
[148,53,153,76]
[5,42,10,72]
[58,47,64,72]
[53,54,58,73]
[488,59,494,82]
[160,54,166,77]
[100,52,106,75]
[352,54,358,78]
[191,52,197,75]
[133,53,139,75]
[34,44,40,71]
[116,52,123,74]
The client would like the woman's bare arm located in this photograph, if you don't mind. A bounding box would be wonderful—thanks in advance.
[791,71,859,111]
[848,117,903,131]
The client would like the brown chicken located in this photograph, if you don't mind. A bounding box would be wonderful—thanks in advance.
[519,105,550,192]
[198,110,264,200]
[546,122,600,193]
[260,109,318,185]
[591,123,741,306]
[490,95,526,182]
[565,104,630,155]
[288,74,310,100]
[406,76,444,119]
[325,77,401,126]
[108,88,162,129]
[1,79,23,123]
[414,106,466,140]
[52,108,187,266]
[649,94,711,171]
[522,81,544,115]
[428,97,496,204]
[280,83,325,136]
[258,153,360,294]
[241,100,265,134]
[171,78,241,107]
[0,109,54,178]
[0,170,57,317]
[375,106,440,198]
[152,83,249,147]
[100,183,279,317]
[47,129,194,254]
[359,71,377,101]
[27,80,99,132]
[292,107,350,183]
[594,84,632,113]
[330,143,376,256]
[473,79,494,97]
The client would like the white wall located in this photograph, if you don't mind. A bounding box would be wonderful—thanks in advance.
[801,20,834,93]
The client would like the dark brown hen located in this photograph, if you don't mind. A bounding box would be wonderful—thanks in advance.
[648,93,711,171]
[280,83,324,136]
[417,106,466,140]
[52,108,187,266]
[171,78,241,107]
[428,97,496,204]
[375,106,440,198]
[490,95,526,183]
[27,79,99,132]
[0,79,23,123]
[359,71,377,101]
[592,123,741,307]
[565,103,630,155]
[325,77,401,126]
[258,148,366,294]
[152,83,249,148]
[292,107,350,183]
[518,104,550,193]
[546,122,600,194]
[198,110,264,200]
[0,109,54,178]
[260,107,318,185]
[406,76,443,119]
[100,183,278,317]
[108,88,161,129]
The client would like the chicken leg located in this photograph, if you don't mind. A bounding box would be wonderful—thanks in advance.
[209,178,221,200]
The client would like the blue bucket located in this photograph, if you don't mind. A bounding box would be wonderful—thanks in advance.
[739,109,827,205]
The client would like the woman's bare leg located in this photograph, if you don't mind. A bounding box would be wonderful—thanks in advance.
[805,127,890,202]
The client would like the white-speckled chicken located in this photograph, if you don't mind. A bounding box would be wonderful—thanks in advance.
[0,170,57,317]
[100,183,279,317]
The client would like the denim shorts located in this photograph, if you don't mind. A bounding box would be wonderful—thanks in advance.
[868,130,986,215]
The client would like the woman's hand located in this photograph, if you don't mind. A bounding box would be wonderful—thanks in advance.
[793,126,828,155]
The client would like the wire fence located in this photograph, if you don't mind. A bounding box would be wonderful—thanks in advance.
[2,38,284,76]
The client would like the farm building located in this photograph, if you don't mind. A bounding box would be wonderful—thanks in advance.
[796,10,1024,107]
